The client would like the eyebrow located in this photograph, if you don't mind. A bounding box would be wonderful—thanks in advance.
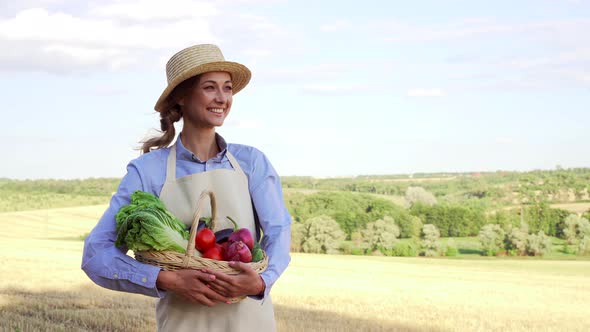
[201,80,232,85]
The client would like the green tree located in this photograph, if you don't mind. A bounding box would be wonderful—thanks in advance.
[405,186,437,208]
[362,216,400,254]
[524,201,569,237]
[290,222,306,252]
[479,224,506,256]
[504,224,529,256]
[563,214,590,245]
[487,210,520,230]
[526,231,552,256]
[420,224,442,257]
[286,191,412,239]
[397,215,423,238]
[300,215,346,254]
[578,236,590,255]
[410,203,486,237]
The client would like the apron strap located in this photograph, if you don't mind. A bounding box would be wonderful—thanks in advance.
[226,150,262,241]
[165,144,177,182]
[225,151,245,174]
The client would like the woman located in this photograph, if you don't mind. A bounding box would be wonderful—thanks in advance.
[82,44,291,331]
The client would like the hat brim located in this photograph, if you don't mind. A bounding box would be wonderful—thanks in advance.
[154,61,251,112]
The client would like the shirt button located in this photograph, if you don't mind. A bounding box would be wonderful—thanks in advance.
[142,277,148,283]
[113,273,119,279]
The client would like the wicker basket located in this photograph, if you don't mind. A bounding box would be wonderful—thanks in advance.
[135,190,268,303]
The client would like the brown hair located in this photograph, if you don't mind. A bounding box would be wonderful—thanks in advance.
[140,75,200,153]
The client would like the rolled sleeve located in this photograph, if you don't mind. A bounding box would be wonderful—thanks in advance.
[81,163,166,298]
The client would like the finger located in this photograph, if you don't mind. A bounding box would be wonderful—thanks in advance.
[207,274,241,296]
[201,284,231,303]
[193,270,217,283]
[194,293,216,307]
[201,269,234,283]
[208,282,230,296]
[229,262,257,277]
[209,276,232,288]
[209,278,236,297]
[228,261,249,272]
[206,291,231,304]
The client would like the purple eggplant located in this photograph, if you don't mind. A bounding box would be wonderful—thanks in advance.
[214,228,234,244]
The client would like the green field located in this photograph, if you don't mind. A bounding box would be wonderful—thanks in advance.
[1,206,590,331]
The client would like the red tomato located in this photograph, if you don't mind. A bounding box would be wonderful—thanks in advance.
[203,246,223,260]
[195,228,216,252]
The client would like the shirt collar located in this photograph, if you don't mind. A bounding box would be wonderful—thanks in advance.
[175,133,228,163]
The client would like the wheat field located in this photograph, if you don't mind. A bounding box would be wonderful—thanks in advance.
[1,206,590,331]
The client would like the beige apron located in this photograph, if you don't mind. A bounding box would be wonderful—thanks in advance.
[156,144,276,332]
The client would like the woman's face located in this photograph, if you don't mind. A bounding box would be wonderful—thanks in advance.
[181,71,233,128]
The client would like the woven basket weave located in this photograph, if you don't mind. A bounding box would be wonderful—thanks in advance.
[134,190,268,303]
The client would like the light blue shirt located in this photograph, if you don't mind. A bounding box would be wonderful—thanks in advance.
[81,134,291,300]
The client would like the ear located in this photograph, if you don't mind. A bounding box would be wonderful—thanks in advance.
[178,98,185,107]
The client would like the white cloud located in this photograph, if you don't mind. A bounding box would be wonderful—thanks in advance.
[0,8,216,48]
[379,18,590,46]
[320,19,351,32]
[89,0,217,22]
[502,48,590,69]
[0,1,300,74]
[256,61,395,83]
[407,88,446,97]
[380,20,516,42]
[0,7,218,73]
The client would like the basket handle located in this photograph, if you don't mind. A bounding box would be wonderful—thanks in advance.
[184,190,217,262]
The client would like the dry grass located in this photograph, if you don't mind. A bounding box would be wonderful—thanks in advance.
[1,206,590,331]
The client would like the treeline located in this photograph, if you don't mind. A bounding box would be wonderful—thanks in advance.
[285,191,579,239]
[282,168,590,205]
[3,168,589,212]
[0,178,119,212]
[0,178,120,196]
[2,176,589,256]
[285,190,590,257]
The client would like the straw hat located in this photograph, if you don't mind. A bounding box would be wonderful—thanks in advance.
[154,44,251,112]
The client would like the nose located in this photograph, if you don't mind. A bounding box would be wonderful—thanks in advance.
[215,90,228,104]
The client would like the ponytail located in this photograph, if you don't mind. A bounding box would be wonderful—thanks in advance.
[140,105,183,153]
[140,75,200,153]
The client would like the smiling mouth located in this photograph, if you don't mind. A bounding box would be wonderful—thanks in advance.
[208,108,224,114]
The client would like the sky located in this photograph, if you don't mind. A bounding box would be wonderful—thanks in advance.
[1,0,589,179]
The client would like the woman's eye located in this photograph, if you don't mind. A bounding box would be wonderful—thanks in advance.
[204,86,214,90]
[225,86,233,91]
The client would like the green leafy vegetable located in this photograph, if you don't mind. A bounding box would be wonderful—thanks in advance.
[115,191,189,253]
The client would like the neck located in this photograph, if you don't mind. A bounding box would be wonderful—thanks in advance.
[180,126,219,161]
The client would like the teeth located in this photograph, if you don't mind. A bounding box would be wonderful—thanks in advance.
[209,108,224,113]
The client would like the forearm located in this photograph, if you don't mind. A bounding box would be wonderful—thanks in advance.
[82,234,166,298]
[81,192,166,298]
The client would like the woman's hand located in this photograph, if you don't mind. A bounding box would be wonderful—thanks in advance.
[156,270,230,306]
[202,261,265,298]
